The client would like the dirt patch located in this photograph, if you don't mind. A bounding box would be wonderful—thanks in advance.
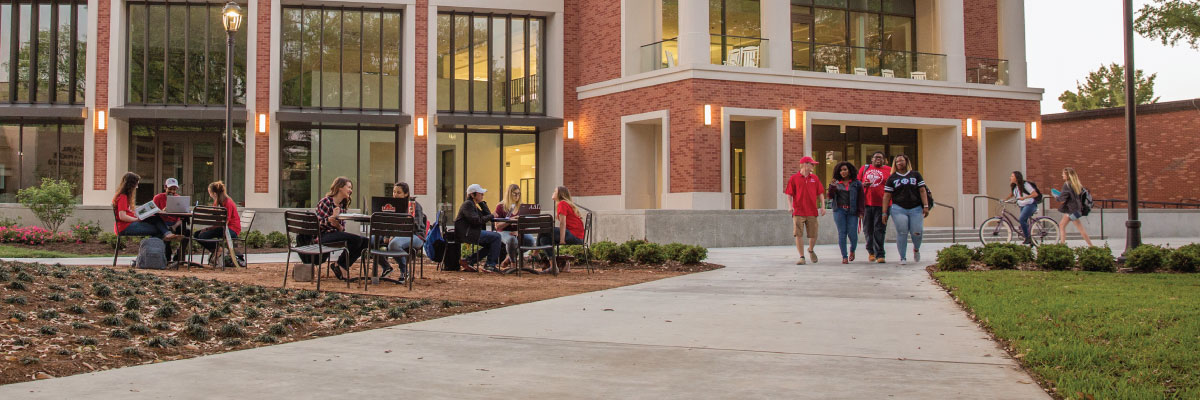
[5,241,288,257]
[0,259,720,384]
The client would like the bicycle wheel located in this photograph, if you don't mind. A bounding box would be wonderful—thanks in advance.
[1029,217,1060,245]
[978,217,1013,245]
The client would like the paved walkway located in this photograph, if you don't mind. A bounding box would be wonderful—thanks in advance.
[7,237,1189,398]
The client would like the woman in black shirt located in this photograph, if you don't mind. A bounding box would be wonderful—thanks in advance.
[827,161,865,264]
[881,155,929,265]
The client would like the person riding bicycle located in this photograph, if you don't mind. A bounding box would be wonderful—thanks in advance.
[1002,171,1040,245]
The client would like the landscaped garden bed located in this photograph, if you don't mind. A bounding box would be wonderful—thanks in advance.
[928,243,1200,399]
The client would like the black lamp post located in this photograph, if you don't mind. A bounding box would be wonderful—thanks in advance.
[1122,0,1142,254]
[221,1,243,190]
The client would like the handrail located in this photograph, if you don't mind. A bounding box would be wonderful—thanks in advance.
[713,34,770,41]
[1093,198,1200,209]
[640,37,678,48]
[803,42,949,57]
[932,201,956,243]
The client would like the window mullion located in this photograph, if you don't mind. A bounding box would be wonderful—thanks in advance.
[448,12,454,112]
[29,3,38,102]
[69,0,77,104]
[358,8,363,111]
[203,4,208,105]
[504,15,510,115]
[338,7,344,110]
[467,13,473,113]
[49,1,58,103]
[523,16,529,115]
[318,7,324,110]
[163,3,169,104]
[486,14,491,114]
[10,1,20,102]
[184,4,189,105]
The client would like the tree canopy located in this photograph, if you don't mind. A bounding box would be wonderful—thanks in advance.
[1058,63,1159,112]
[1135,0,1200,50]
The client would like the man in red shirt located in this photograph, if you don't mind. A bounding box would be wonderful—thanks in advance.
[151,178,186,261]
[783,156,825,265]
[858,151,892,263]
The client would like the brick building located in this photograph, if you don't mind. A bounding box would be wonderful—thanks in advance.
[0,0,1042,229]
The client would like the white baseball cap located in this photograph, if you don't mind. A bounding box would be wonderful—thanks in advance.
[466,184,487,195]
[164,178,180,188]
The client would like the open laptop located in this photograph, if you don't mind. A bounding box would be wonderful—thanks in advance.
[371,196,410,214]
[164,196,192,213]
[516,203,542,215]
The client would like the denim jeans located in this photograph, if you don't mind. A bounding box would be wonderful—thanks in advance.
[195,227,237,251]
[121,216,171,238]
[319,231,369,269]
[539,228,583,246]
[862,206,886,258]
[1018,203,1038,241]
[832,208,859,258]
[889,204,925,260]
[464,231,503,267]
[384,236,425,273]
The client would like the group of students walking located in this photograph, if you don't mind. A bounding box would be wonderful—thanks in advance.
[784,152,1096,265]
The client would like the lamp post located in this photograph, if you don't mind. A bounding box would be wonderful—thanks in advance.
[1122,0,1142,254]
[221,1,243,190]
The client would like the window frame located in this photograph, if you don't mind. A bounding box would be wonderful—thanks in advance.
[436,11,546,116]
[278,5,403,111]
[0,122,85,202]
[2,0,86,105]
[791,0,916,71]
[277,122,401,208]
[124,0,248,107]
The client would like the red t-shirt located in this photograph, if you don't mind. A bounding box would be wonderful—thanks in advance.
[113,194,135,234]
[217,197,242,235]
[858,164,892,207]
[152,193,179,224]
[556,201,585,240]
[784,172,825,216]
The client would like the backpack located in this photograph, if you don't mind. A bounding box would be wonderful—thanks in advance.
[925,184,935,211]
[1079,188,1094,216]
[135,238,168,270]
[424,211,447,263]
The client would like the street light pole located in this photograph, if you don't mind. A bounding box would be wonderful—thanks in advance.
[1122,0,1142,253]
[221,1,243,193]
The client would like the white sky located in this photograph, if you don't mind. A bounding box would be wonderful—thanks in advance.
[1025,0,1200,114]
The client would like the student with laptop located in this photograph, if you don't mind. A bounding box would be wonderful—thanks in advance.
[194,181,242,265]
[375,182,426,281]
[111,172,181,241]
[151,178,190,260]
[493,184,537,268]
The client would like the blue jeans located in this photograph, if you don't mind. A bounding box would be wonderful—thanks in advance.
[196,228,237,251]
[889,204,925,260]
[384,236,425,273]
[121,216,170,238]
[1018,203,1038,241]
[465,231,503,267]
[832,208,859,258]
[540,228,583,245]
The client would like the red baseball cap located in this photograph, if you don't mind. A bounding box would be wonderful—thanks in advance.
[798,156,817,164]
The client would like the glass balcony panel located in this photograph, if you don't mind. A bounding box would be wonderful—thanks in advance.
[812,44,848,74]
[639,38,678,73]
[710,35,768,68]
[965,57,1009,85]
[796,43,945,81]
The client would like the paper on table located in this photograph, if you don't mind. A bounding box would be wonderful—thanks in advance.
[135,201,161,220]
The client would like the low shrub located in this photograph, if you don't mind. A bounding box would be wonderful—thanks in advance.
[662,243,690,261]
[16,178,76,232]
[558,245,586,259]
[71,220,103,243]
[633,243,667,264]
[1125,245,1168,273]
[0,225,60,245]
[243,231,267,249]
[1035,244,1075,271]
[677,245,708,264]
[99,232,121,248]
[1166,244,1200,273]
[936,244,973,271]
[591,241,629,263]
[621,239,649,256]
[982,246,1019,270]
[266,231,290,248]
[1076,246,1115,272]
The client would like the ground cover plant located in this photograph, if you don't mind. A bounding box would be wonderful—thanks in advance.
[0,228,293,259]
[932,270,1200,398]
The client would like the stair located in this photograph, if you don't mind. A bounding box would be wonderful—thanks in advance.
[919,227,1100,244]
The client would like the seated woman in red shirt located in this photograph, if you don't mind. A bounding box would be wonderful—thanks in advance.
[546,186,585,246]
[111,172,180,241]
[194,181,242,263]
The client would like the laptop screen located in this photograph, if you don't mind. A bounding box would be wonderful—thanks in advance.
[371,197,409,214]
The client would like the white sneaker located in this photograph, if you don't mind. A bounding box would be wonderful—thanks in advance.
[899,259,908,265]
[913,251,921,263]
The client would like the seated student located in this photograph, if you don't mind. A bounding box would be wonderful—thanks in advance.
[493,184,536,268]
[453,184,503,272]
[552,186,586,245]
[112,172,181,242]
[194,181,242,265]
[378,182,427,280]
[315,177,370,279]
[151,178,188,260]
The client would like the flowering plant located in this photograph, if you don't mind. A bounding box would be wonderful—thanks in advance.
[0,225,73,245]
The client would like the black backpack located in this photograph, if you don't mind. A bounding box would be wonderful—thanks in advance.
[1079,188,1094,216]
[925,184,935,211]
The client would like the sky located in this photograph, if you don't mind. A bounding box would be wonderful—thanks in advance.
[1025,0,1200,114]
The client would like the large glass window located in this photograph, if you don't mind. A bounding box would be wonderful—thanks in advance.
[0,123,83,202]
[435,125,538,213]
[1,0,87,104]
[812,125,917,186]
[792,0,915,74]
[710,0,763,66]
[127,122,245,204]
[279,124,398,208]
[126,1,247,106]
[436,12,546,115]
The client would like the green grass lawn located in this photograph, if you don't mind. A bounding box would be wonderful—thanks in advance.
[933,271,1200,399]
[0,244,99,258]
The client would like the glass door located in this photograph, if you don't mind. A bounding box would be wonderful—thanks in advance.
[159,135,220,199]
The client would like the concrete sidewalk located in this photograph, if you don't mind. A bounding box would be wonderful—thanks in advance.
[13,238,1182,398]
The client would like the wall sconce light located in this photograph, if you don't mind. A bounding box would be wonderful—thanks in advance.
[882,127,889,136]
[567,121,575,139]
[257,113,267,133]
[839,124,846,134]
[966,118,974,137]
[96,110,106,131]
[789,109,797,130]
[1031,121,1038,139]
[704,104,712,125]
[416,117,425,136]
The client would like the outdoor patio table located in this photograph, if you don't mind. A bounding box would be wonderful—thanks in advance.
[337,212,408,285]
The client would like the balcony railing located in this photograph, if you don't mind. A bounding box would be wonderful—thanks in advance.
[640,38,680,73]
[966,57,1009,85]
[711,34,769,68]
[793,42,947,81]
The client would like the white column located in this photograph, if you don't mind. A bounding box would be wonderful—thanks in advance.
[677,0,711,66]
[936,0,966,83]
[761,0,792,72]
[997,0,1027,87]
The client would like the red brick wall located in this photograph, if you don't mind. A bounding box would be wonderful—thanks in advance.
[414,0,428,195]
[572,0,622,87]
[254,0,271,193]
[93,0,111,191]
[963,0,998,60]
[567,79,1040,196]
[1032,108,1200,204]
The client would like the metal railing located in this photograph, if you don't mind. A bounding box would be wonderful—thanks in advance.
[1093,198,1200,209]
[932,201,957,243]
[711,34,768,68]
[794,43,947,81]
[965,57,1009,85]
[639,38,679,73]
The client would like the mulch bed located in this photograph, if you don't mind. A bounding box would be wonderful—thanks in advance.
[4,241,288,257]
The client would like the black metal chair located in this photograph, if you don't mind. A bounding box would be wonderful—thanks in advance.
[516,214,558,276]
[111,205,149,267]
[365,212,417,291]
[282,210,346,292]
[578,205,596,273]
[232,209,256,264]
[190,206,232,269]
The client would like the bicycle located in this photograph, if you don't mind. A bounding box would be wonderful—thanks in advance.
[978,200,1059,245]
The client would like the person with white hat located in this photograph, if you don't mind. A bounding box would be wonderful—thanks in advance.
[783,156,826,265]
[152,177,188,260]
[453,183,503,272]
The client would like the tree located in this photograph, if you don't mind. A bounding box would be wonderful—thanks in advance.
[16,178,76,233]
[1058,63,1159,112]
[1136,0,1200,50]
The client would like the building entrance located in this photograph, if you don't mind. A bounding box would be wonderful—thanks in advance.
[812,125,918,185]
[129,122,245,203]
[436,125,538,214]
